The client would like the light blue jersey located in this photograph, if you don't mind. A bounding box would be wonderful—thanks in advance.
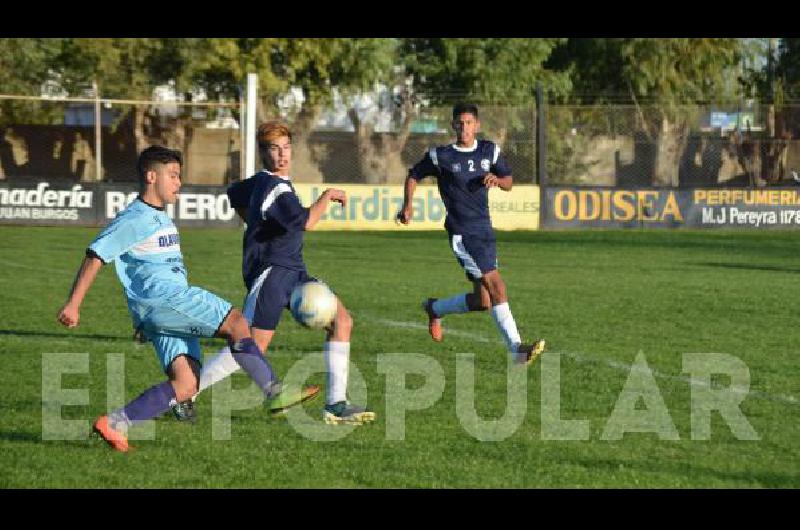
[88,197,231,371]
[89,198,187,303]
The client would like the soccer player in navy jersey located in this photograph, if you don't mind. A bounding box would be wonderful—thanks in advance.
[56,146,308,452]
[188,121,375,425]
[397,103,546,366]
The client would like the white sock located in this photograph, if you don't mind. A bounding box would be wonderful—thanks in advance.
[108,409,131,434]
[490,302,522,355]
[432,294,469,317]
[197,346,241,396]
[324,341,350,405]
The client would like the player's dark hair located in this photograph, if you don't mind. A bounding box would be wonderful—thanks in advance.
[452,103,479,120]
[137,145,182,186]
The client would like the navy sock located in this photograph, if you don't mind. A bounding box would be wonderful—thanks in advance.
[230,338,280,397]
[123,380,177,423]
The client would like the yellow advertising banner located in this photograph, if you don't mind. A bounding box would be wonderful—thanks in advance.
[290,183,540,231]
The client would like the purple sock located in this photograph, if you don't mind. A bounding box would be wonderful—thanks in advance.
[122,380,177,423]
[230,338,280,397]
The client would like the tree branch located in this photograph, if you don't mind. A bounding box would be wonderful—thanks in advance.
[627,79,654,142]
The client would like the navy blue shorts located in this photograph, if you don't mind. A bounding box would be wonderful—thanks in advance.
[243,266,317,330]
[448,232,498,282]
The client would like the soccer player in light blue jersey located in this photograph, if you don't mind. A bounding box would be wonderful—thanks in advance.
[187,121,375,425]
[398,103,546,366]
[56,146,315,452]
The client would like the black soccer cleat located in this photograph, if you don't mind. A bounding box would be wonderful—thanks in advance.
[171,399,197,423]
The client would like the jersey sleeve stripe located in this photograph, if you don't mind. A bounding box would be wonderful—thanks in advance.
[260,183,293,219]
[429,147,439,167]
[493,143,500,164]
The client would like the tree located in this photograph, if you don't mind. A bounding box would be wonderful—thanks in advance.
[181,38,286,121]
[337,39,409,184]
[776,38,800,97]
[0,39,67,178]
[58,38,202,155]
[764,38,800,182]
[548,38,742,186]
[398,39,569,183]
[277,39,396,182]
[183,39,396,182]
[0,38,65,120]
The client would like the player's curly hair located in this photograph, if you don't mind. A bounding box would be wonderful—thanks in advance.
[137,145,182,186]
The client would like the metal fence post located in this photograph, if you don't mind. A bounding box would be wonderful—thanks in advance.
[93,81,102,182]
[536,83,547,228]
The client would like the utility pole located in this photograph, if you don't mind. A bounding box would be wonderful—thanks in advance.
[536,83,547,228]
[93,81,103,182]
[767,38,776,138]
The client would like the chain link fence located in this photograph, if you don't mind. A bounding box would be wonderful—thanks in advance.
[0,95,242,185]
[545,102,800,188]
[255,96,537,185]
[4,92,800,188]
[0,97,99,181]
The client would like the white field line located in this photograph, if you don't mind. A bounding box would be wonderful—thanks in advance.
[0,258,73,276]
[362,315,799,407]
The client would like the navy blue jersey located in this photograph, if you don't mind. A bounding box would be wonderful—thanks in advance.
[227,176,256,210]
[229,171,309,290]
[409,139,511,236]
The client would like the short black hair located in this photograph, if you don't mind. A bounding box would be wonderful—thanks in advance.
[452,103,479,120]
[137,145,182,184]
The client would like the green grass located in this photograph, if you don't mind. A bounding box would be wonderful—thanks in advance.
[0,226,798,488]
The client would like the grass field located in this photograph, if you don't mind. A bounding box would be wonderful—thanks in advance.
[1,225,798,488]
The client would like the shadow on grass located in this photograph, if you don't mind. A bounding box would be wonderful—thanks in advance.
[0,329,131,342]
[573,456,799,488]
[0,431,43,443]
[0,431,93,452]
[695,262,800,274]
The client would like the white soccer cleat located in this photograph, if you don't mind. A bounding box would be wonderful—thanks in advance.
[323,401,376,425]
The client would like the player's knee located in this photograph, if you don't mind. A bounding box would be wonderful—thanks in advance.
[219,308,246,337]
[173,377,198,402]
[481,276,497,293]
[482,277,506,303]
[229,308,247,327]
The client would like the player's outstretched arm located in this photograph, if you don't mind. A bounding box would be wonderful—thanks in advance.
[306,188,346,230]
[397,175,417,225]
[57,254,104,328]
[483,173,513,191]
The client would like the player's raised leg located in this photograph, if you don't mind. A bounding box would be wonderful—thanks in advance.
[196,345,238,394]
[210,307,316,413]
[423,280,491,342]
[171,344,239,421]
[95,341,202,452]
[481,270,545,366]
[189,274,274,403]
[248,326,319,415]
[322,298,375,425]
[215,308,284,396]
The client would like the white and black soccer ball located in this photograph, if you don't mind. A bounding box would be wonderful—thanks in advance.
[289,281,338,329]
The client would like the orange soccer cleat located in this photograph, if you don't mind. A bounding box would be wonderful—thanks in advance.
[92,415,130,453]
[423,298,443,342]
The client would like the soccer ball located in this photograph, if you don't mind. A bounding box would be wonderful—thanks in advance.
[289,281,338,329]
